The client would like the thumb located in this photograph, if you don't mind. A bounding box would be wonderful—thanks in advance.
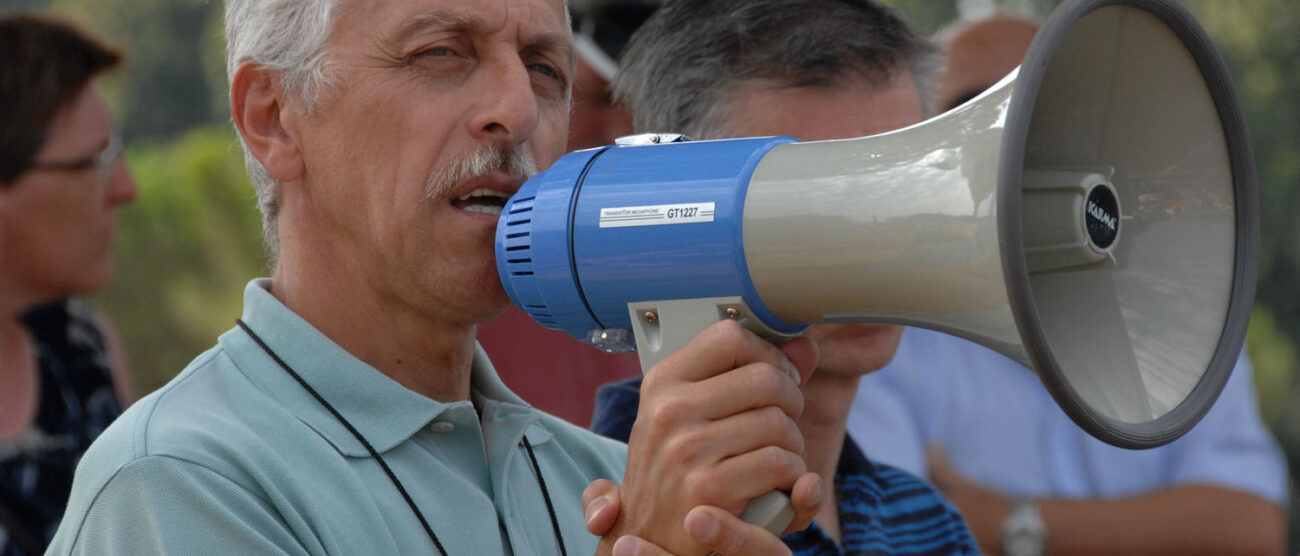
[685,506,794,556]
[583,479,622,536]
[611,535,674,556]
[778,336,819,385]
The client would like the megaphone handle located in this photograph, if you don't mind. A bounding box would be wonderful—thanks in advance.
[626,298,801,545]
[740,489,796,535]
[704,491,795,556]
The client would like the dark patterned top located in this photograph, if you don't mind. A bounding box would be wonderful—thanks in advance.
[591,377,980,556]
[1,299,122,556]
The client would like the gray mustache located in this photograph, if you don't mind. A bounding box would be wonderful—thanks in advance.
[426,144,537,201]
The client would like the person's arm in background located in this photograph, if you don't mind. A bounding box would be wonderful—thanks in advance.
[929,451,1282,556]
[928,352,1285,556]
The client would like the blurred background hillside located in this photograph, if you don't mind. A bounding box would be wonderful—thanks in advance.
[3,0,1297,548]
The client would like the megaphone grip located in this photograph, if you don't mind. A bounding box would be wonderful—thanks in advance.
[705,490,794,556]
[739,489,795,536]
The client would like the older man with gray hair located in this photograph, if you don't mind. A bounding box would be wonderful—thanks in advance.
[48,0,828,554]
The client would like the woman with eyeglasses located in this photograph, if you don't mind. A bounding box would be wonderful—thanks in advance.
[0,14,137,556]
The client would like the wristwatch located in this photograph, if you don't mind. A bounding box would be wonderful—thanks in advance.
[1002,499,1047,556]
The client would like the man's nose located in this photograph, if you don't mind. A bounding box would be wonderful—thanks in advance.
[468,58,541,145]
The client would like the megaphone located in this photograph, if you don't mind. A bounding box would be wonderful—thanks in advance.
[496,0,1255,525]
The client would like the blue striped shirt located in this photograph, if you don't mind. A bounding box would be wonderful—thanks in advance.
[592,377,980,556]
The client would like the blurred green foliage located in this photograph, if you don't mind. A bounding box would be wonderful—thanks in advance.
[1196,3,1300,547]
[98,126,268,393]
[43,0,230,142]
[4,0,1299,548]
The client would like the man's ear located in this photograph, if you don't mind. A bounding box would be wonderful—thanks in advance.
[230,63,304,182]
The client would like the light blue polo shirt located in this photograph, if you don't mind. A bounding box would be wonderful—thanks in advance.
[49,279,628,555]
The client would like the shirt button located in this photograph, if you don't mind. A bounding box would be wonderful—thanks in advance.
[430,421,455,433]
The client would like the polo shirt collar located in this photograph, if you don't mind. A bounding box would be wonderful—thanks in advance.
[221,278,533,457]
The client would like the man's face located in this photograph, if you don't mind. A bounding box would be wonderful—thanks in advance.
[724,73,926,378]
[287,0,572,324]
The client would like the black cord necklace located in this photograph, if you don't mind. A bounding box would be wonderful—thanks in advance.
[235,319,567,555]
[523,435,569,556]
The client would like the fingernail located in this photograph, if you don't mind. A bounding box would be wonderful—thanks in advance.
[584,496,609,528]
[808,480,823,507]
[613,536,639,556]
[686,510,720,542]
[784,358,801,385]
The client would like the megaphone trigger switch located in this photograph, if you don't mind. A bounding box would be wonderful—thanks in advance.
[613,132,693,145]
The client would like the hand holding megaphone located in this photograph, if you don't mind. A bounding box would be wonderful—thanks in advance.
[608,320,819,554]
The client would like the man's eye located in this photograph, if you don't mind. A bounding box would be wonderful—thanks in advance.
[528,63,562,83]
[417,47,456,58]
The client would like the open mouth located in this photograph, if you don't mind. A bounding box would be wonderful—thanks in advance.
[451,188,511,216]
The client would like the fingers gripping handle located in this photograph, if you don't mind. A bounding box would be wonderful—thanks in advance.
[626,298,802,544]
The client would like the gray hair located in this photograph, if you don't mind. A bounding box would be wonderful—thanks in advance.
[612,0,942,140]
[224,0,340,259]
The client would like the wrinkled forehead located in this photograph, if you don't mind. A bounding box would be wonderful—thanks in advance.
[331,0,571,52]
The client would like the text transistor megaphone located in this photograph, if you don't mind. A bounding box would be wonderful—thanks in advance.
[495,0,1257,533]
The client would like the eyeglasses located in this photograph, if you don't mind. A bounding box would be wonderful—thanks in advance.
[27,132,123,187]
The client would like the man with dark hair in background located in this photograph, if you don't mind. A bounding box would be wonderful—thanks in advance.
[585,1,980,554]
